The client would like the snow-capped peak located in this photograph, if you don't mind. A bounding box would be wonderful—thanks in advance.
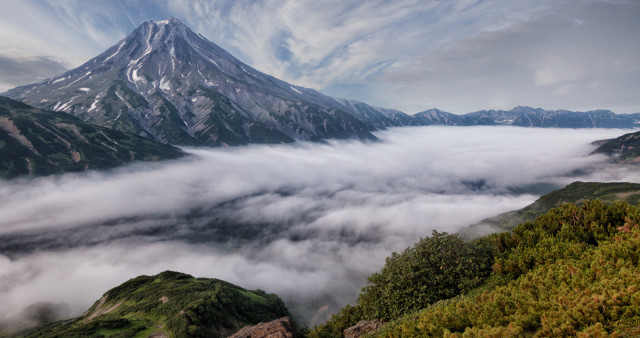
[2,17,394,146]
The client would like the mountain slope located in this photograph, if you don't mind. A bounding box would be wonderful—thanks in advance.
[3,18,397,146]
[413,108,465,125]
[370,201,640,337]
[313,201,640,337]
[14,271,291,337]
[462,181,640,237]
[593,130,640,163]
[0,96,184,178]
[333,99,420,128]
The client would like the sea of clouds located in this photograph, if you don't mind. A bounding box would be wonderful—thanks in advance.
[0,126,637,326]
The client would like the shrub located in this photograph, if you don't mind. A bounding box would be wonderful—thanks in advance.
[373,202,640,337]
[359,231,494,321]
[311,231,494,337]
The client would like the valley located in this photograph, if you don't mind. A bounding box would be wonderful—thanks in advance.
[1,126,637,334]
[0,6,638,336]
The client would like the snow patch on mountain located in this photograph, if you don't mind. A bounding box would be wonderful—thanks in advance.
[132,68,143,83]
[88,97,100,112]
[105,41,126,62]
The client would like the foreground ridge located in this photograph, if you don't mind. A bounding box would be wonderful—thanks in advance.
[312,201,640,337]
[14,271,292,337]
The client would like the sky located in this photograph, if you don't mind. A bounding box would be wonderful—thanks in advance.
[0,0,638,114]
[0,126,638,326]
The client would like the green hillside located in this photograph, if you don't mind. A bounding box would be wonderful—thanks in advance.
[0,96,184,178]
[594,130,640,163]
[463,181,640,236]
[14,271,291,338]
[312,201,640,337]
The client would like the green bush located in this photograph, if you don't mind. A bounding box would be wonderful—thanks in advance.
[492,200,634,278]
[311,231,494,337]
[359,231,494,320]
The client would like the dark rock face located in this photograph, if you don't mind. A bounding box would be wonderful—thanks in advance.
[229,316,298,338]
[344,319,386,338]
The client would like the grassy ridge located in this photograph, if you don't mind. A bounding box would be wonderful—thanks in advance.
[14,271,290,338]
[594,130,640,163]
[464,181,640,235]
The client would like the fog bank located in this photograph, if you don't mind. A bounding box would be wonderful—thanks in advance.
[0,126,636,325]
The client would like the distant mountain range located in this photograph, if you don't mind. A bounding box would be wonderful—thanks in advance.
[414,106,640,128]
[0,96,183,178]
[3,18,639,147]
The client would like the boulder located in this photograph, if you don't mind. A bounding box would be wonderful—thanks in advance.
[229,316,297,338]
[344,319,386,338]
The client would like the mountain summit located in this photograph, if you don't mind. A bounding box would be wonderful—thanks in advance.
[5,18,407,146]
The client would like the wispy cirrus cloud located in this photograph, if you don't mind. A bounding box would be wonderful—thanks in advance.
[0,0,133,90]
[166,0,555,93]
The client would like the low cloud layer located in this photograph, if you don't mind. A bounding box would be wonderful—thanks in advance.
[0,126,637,325]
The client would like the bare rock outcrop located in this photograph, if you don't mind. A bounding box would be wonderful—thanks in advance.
[228,316,297,338]
[344,319,386,338]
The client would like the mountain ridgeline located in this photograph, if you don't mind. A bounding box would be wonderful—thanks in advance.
[462,181,640,237]
[414,106,640,128]
[4,18,639,147]
[0,96,183,178]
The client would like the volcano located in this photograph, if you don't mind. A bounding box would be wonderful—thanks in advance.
[4,18,412,146]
